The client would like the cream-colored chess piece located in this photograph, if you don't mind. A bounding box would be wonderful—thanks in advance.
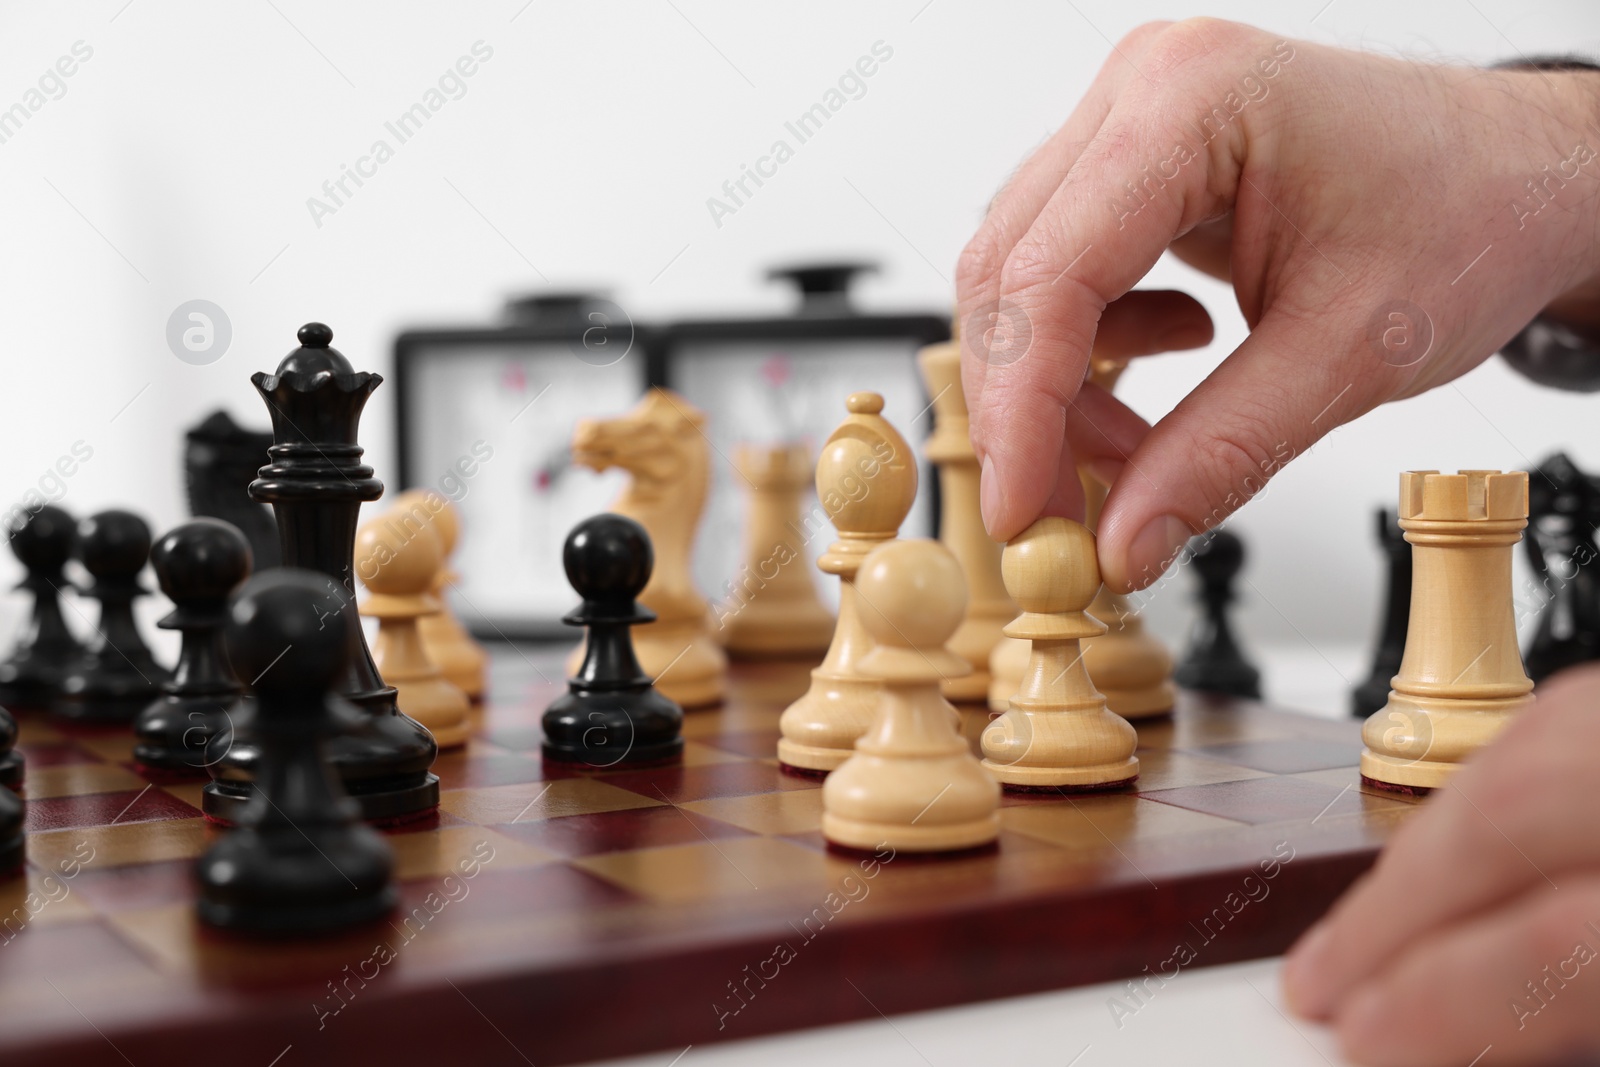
[1078,462,1175,718]
[918,336,1015,703]
[719,443,834,658]
[982,518,1139,789]
[569,388,726,708]
[823,539,1000,852]
[778,393,917,773]
[987,360,1174,718]
[389,489,488,703]
[987,631,1030,712]
[355,513,470,749]
[1361,470,1533,791]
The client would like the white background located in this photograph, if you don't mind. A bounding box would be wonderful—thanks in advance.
[0,0,1596,714]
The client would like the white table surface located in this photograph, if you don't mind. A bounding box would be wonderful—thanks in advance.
[578,643,1371,1067]
[581,957,1348,1067]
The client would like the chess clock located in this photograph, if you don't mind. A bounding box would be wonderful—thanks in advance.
[393,293,660,638]
[657,262,948,615]
[394,268,948,638]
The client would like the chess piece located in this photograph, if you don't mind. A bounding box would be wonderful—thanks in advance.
[1173,529,1262,699]
[1522,453,1600,682]
[355,512,470,749]
[133,519,252,775]
[981,518,1139,789]
[0,777,18,876]
[779,393,918,773]
[569,388,726,707]
[1352,508,1412,717]
[389,489,488,702]
[543,514,684,765]
[987,633,1030,712]
[0,505,85,712]
[1362,470,1534,792]
[0,704,20,791]
[197,568,397,933]
[184,410,280,570]
[718,443,834,658]
[917,336,1014,702]
[204,323,439,826]
[54,510,168,723]
[987,360,1176,718]
[822,539,1000,852]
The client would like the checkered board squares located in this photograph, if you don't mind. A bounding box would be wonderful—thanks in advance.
[0,652,1422,1067]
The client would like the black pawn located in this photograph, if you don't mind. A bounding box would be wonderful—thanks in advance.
[134,519,252,774]
[544,515,684,766]
[0,505,86,711]
[0,772,19,876]
[1352,509,1413,717]
[197,568,396,934]
[0,702,19,791]
[1523,453,1600,682]
[0,645,22,869]
[1173,529,1262,700]
[54,510,169,723]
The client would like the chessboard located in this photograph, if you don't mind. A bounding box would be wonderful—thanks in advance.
[0,647,1421,1067]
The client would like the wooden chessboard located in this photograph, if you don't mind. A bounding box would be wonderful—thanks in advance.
[0,649,1420,1066]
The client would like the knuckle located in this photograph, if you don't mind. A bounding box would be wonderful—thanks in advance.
[1115,20,1177,55]
[997,240,1059,295]
[956,232,1007,299]
[1183,416,1285,526]
[998,236,1083,300]
[1142,17,1257,80]
[1524,887,1599,961]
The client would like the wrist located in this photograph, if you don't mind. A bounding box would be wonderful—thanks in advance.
[1519,66,1600,314]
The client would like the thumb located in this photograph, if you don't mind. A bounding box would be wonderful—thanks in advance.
[1097,306,1404,592]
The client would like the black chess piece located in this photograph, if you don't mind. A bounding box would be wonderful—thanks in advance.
[185,410,280,570]
[543,514,684,766]
[1523,452,1600,682]
[134,519,252,775]
[0,703,20,791]
[1173,529,1262,700]
[1352,508,1413,717]
[204,323,438,826]
[53,510,168,723]
[0,775,20,876]
[0,505,85,712]
[196,567,396,933]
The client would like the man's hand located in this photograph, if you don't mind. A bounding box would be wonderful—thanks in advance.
[957,18,1600,592]
[1282,665,1600,1066]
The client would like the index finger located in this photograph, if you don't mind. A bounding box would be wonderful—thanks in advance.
[956,20,1176,459]
[965,19,1273,543]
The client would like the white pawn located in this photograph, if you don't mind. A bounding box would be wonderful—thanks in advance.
[822,540,1000,853]
[390,489,489,703]
[355,513,471,750]
[982,517,1138,789]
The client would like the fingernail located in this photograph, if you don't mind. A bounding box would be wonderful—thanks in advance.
[980,455,1005,536]
[1282,922,1331,1017]
[1128,514,1192,582]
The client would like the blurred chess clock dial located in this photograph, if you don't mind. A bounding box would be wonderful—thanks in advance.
[656,262,947,613]
[392,293,654,637]
[392,267,948,637]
